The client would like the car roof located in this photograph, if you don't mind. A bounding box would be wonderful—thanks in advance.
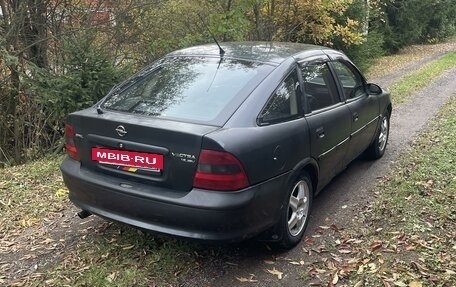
[168,41,331,65]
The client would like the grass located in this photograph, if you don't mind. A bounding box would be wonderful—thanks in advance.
[388,52,456,105]
[0,155,67,234]
[0,155,196,287]
[354,96,456,285]
[32,225,197,287]
[301,97,456,286]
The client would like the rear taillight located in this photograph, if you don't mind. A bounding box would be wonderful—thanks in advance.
[65,123,79,161]
[193,149,249,191]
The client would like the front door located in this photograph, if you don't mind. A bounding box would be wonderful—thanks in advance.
[330,60,380,162]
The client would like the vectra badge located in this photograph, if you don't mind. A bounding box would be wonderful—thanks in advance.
[171,152,196,163]
[115,125,127,137]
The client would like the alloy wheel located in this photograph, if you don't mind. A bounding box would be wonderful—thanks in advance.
[378,116,389,152]
[287,180,310,237]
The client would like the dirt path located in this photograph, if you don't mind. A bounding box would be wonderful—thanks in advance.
[178,72,456,285]
[1,44,455,286]
[366,40,456,87]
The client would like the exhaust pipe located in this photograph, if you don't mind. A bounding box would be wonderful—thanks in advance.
[77,210,92,219]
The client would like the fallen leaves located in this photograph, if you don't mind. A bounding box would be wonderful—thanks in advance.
[2,94,456,287]
[121,244,135,250]
[370,240,383,251]
[19,217,39,228]
[236,274,258,283]
[266,267,283,279]
[55,188,68,197]
[331,272,339,285]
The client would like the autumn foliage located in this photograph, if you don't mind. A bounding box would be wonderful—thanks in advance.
[0,0,455,165]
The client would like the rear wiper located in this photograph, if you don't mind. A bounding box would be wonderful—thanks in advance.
[109,66,163,95]
[96,105,103,114]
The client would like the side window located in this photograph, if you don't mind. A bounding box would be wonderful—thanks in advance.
[300,62,340,112]
[332,61,365,99]
[259,70,299,124]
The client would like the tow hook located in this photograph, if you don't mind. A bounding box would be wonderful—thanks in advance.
[77,210,92,219]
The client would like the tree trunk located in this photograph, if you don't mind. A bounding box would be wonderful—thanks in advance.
[9,64,21,162]
[24,0,49,68]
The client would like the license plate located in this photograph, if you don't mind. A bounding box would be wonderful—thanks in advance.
[92,147,164,169]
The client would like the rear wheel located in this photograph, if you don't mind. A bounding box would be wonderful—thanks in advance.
[274,173,313,249]
[366,111,390,159]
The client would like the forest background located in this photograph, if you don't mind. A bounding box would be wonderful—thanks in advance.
[1,0,455,166]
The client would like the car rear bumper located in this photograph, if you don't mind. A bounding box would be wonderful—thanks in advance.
[60,157,290,241]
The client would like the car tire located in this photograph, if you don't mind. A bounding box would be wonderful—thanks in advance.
[273,172,313,249]
[366,111,390,159]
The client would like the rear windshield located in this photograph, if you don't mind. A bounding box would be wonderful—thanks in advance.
[102,56,274,124]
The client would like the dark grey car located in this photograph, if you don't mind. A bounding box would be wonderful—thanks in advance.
[61,42,391,249]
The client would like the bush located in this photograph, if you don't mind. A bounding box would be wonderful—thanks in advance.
[35,35,127,121]
[382,0,456,53]
[7,33,129,163]
[343,30,385,73]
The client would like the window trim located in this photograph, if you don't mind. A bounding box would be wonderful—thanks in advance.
[257,66,302,126]
[304,101,346,116]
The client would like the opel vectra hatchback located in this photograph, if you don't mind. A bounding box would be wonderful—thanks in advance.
[61,42,391,249]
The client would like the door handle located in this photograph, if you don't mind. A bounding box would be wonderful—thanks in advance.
[353,112,359,122]
[316,127,325,139]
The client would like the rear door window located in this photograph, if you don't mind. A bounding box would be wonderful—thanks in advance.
[300,62,340,112]
[102,57,274,125]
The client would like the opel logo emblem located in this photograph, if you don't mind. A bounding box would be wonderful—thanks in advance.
[115,125,127,137]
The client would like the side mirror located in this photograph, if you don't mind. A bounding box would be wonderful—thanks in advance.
[367,83,382,95]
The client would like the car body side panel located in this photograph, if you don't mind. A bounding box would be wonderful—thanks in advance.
[370,89,392,145]
[203,117,310,187]
[378,90,392,114]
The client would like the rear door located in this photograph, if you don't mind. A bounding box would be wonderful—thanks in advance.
[329,60,380,161]
[299,57,351,188]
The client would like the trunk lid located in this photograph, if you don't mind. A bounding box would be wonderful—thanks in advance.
[69,108,219,191]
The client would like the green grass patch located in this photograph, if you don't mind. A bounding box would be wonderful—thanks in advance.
[347,97,456,286]
[0,155,67,233]
[299,97,456,286]
[355,96,456,286]
[389,52,456,104]
[32,225,197,287]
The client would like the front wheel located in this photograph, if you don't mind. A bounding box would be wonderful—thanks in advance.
[274,173,313,249]
[366,111,390,159]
